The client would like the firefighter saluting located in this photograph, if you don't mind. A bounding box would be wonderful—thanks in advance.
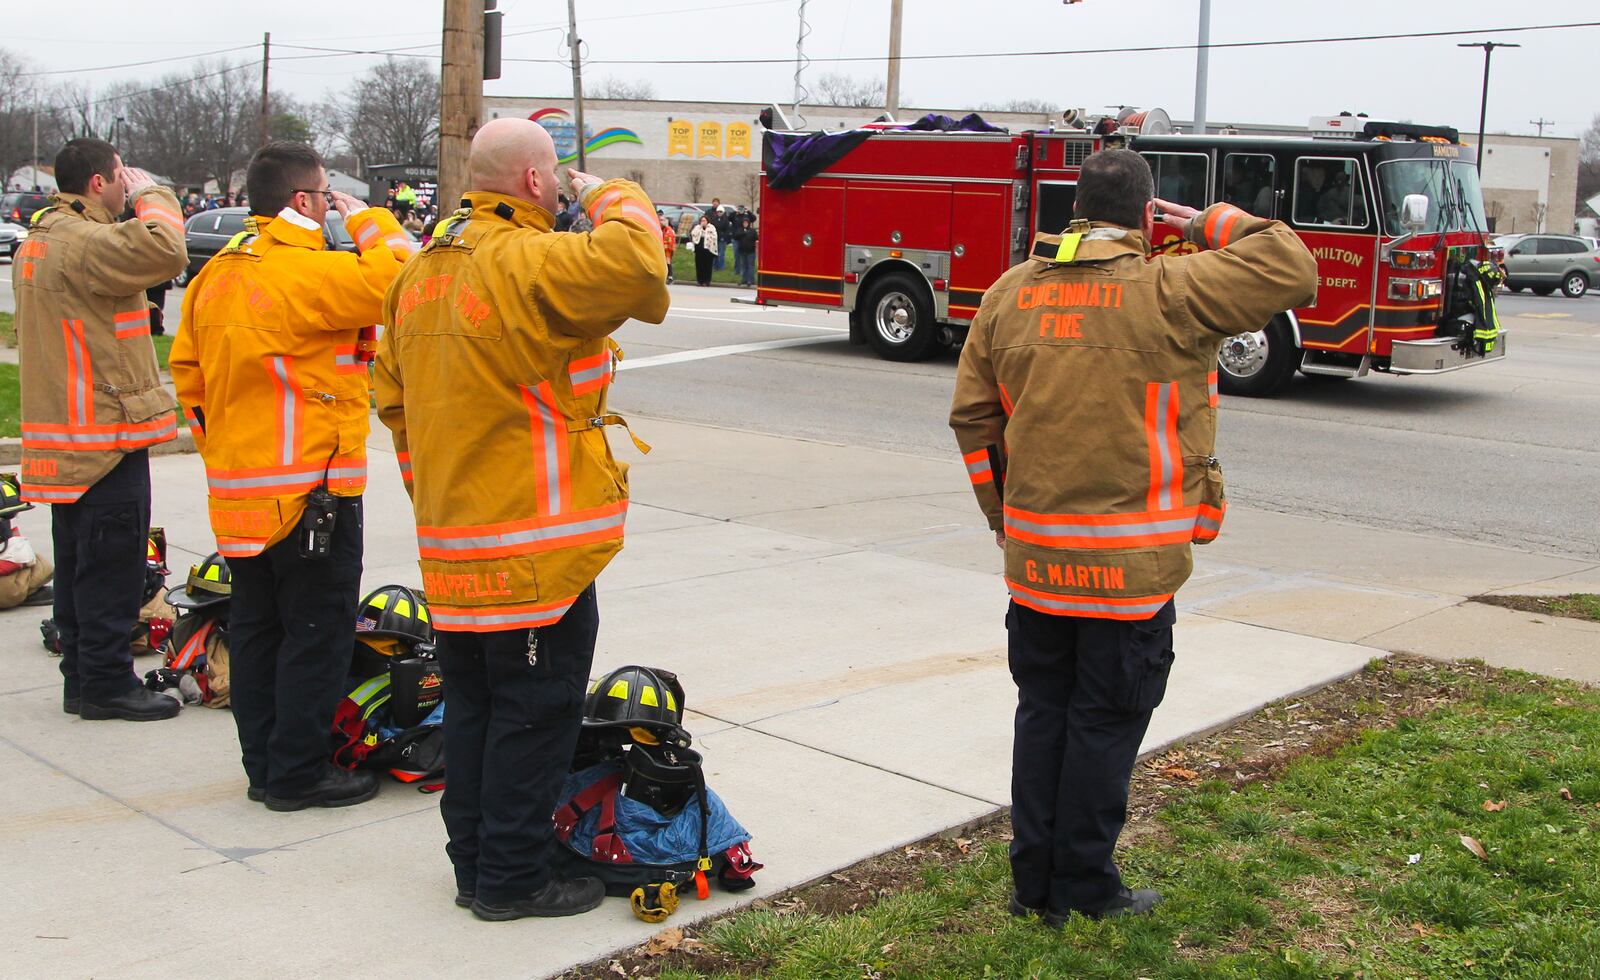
[376,117,670,921]
[13,138,187,722]
[950,150,1317,923]
[170,142,413,810]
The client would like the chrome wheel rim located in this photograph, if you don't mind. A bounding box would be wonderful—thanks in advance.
[874,292,916,345]
[1219,330,1269,378]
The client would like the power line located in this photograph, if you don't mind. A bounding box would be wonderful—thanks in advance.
[18,44,259,76]
[506,18,1600,67]
[35,61,263,117]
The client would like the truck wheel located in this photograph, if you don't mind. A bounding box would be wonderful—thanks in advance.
[1217,317,1297,398]
[1562,271,1589,298]
[863,273,940,361]
[174,265,191,287]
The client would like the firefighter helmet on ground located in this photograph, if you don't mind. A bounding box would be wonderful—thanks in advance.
[584,666,687,733]
[355,584,434,643]
[166,553,231,611]
[0,474,31,518]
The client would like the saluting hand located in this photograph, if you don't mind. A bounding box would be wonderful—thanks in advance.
[118,166,156,197]
[329,190,362,218]
[566,168,603,200]
[1152,197,1200,234]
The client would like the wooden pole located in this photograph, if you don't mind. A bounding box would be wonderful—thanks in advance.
[259,32,271,148]
[440,0,485,211]
[885,0,902,120]
[567,0,586,171]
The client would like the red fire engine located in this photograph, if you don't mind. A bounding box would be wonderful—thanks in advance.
[751,108,1505,396]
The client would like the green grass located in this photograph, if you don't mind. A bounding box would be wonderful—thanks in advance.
[671,247,745,286]
[153,333,173,373]
[1474,593,1600,624]
[0,311,13,348]
[0,363,17,437]
[679,666,1600,979]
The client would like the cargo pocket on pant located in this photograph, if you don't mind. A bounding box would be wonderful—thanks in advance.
[1117,604,1176,714]
[1190,455,1227,545]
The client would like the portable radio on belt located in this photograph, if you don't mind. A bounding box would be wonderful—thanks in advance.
[298,452,338,560]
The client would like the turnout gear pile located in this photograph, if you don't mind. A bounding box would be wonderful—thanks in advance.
[333,585,446,786]
[374,181,671,634]
[1444,256,1504,356]
[170,206,411,560]
[14,188,187,505]
[554,665,761,921]
[950,205,1318,618]
[144,552,233,707]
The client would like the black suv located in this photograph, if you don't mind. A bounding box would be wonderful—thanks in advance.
[178,206,359,285]
[1,190,52,227]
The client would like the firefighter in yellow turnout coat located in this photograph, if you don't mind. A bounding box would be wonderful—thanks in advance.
[951,150,1316,923]
[375,118,668,920]
[171,142,412,810]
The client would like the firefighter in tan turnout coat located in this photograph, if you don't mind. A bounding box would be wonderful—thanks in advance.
[950,149,1317,922]
[13,138,187,722]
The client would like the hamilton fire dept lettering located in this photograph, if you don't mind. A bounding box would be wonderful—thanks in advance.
[1310,246,1365,268]
[1024,559,1127,591]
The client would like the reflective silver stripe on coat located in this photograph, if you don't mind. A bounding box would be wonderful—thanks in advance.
[1003,513,1194,540]
[966,459,991,476]
[270,357,296,466]
[416,510,624,553]
[1154,382,1174,511]
[23,421,177,445]
[432,604,575,628]
[1007,585,1170,617]
[569,362,611,388]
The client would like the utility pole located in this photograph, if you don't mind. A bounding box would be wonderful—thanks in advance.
[884,0,903,120]
[1192,0,1211,135]
[1458,41,1519,172]
[259,32,271,148]
[566,0,586,171]
[793,0,810,127]
[1529,117,1554,137]
[31,109,38,190]
[440,0,486,211]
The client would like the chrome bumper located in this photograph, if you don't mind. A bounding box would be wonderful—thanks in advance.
[1386,333,1508,374]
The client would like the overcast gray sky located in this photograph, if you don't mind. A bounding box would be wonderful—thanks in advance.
[7,0,1597,139]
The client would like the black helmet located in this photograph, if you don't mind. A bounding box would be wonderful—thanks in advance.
[0,474,31,518]
[583,665,686,734]
[142,528,169,605]
[166,553,231,611]
[355,585,434,643]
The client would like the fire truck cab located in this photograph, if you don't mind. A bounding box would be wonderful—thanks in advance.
[752,110,1505,396]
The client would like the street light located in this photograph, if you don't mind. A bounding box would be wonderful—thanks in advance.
[1458,41,1520,173]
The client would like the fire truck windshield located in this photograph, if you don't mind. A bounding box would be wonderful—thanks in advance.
[1376,158,1489,237]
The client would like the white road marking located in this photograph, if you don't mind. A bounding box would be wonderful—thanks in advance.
[619,334,846,370]
[663,311,847,333]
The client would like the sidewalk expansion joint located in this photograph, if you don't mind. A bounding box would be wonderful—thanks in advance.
[0,730,260,873]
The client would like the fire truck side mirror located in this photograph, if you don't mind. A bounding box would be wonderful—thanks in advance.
[1400,194,1430,232]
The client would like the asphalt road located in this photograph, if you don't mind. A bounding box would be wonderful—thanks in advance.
[3,265,1596,561]
[608,287,1600,562]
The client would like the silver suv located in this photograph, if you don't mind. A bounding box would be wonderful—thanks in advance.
[1499,234,1597,298]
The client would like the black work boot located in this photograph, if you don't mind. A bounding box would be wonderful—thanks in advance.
[265,766,379,812]
[246,786,266,803]
[1008,889,1044,919]
[1045,887,1162,926]
[471,877,606,921]
[63,693,81,715]
[23,585,55,606]
[80,686,181,721]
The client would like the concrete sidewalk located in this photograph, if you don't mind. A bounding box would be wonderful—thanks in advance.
[0,414,1587,979]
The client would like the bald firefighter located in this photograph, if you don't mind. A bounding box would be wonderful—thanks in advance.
[14,138,187,722]
[376,118,669,920]
[951,150,1317,923]
[171,142,412,810]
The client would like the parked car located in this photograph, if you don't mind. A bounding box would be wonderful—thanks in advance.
[177,206,358,285]
[1,190,52,227]
[1498,233,1599,298]
[0,221,26,258]
[653,202,706,244]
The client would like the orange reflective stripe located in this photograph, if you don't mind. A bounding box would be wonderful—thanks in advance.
[135,197,183,232]
[519,381,571,516]
[1203,205,1242,250]
[264,356,304,467]
[61,319,93,427]
[1193,501,1227,542]
[215,537,268,558]
[397,451,413,483]
[20,484,90,504]
[568,350,614,395]
[416,500,627,560]
[169,619,216,670]
[1211,206,1244,249]
[962,448,993,486]
[612,202,658,228]
[334,344,365,374]
[1144,382,1181,512]
[349,215,382,250]
[21,416,177,451]
[1007,579,1173,620]
[205,458,366,498]
[430,598,577,633]
[1004,504,1200,548]
[114,309,152,339]
[1207,370,1219,408]
[586,189,624,221]
[998,383,1015,417]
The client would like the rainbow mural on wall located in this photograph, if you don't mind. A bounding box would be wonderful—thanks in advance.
[529,108,643,165]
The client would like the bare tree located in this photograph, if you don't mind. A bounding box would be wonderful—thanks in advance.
[1579,112,1600,211]
[812,72,891,108]
[688,173,704,202]
[979,98,1059,115]
[589,76,656,100]
[325,58,440,168]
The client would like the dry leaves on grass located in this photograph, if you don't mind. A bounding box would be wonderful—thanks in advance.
[1482,800,1507,812]
[642,928,684,957]
[1160,766,1201,782]
[1460,835,1489,860]
[1560,787,1574,801]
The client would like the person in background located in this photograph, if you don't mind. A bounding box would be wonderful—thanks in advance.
[554,194,573,232]
[660,210,677,284]
[691,214,717,286]
[733,215,758,288]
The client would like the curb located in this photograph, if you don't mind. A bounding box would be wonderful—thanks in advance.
[0,428,197,466]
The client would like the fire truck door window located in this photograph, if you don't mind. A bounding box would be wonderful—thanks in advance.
[1293,157,1369,229]
[1141,152,1210,211]
[1035,182,1077,236]
[1223,154,1276,217]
